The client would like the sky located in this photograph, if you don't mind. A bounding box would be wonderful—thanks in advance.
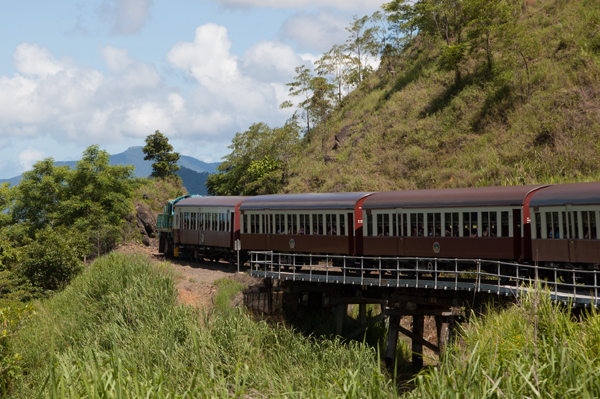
[0,0,386,179]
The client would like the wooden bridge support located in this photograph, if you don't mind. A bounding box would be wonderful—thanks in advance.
[412,315,424,371]
[385,315,401,368]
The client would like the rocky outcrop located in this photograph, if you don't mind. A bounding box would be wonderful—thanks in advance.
[135,205,157,246]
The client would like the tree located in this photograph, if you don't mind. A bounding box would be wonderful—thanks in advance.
[315,45,352,103]
[11,146,136,255]
[12,159,70,235]
[282,66,315,134]
[465,0,521,74]
[61,145,136,255]
[0,183,14,229]
[142,130,181,178]
[206,121,301,196]
[344,15,379,85]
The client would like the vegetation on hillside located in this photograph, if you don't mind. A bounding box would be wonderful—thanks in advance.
[285,0,600,192]
[10,253,395,398]
[206,0,600,195]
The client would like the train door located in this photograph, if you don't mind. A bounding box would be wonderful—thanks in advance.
[397,210,404,256]
[348,213,354,255]
[512,209,522,260]
[565,206,578,263]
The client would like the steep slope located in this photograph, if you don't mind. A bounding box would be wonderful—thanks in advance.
[285,0,600,193]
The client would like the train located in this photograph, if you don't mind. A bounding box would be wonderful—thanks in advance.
[156,182,600,274]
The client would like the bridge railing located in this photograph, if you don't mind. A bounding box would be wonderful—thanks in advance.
[247,251,600,307]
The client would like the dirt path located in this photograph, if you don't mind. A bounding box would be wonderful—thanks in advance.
[115,242,259,309]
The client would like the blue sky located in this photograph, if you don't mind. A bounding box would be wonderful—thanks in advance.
[0,0,385,179]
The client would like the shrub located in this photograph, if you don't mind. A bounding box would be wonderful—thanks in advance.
[18,227,89,291]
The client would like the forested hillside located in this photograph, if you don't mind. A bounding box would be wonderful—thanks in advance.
[208,0,600,196]
[285,0,600,192]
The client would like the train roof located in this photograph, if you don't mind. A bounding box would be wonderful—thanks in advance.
[529,181,600,207]
[240,192,373,211]
[175,196,249,208]
[363,185,546,209]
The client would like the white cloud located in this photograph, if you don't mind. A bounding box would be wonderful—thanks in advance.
[17,147,46,172]
[98,0,153,35]
[167,23,300,132]
[212,0,384,11]
[13,43,64,78]
[0,25,308,163]
[241,40,305,83]
[279,11,349,52]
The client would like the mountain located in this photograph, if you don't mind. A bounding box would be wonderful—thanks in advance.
[109,146,221,177]
[0,147,218,195]
[284,0,600,193]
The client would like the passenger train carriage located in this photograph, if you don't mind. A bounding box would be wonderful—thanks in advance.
[159,182,600,272]
[530,182,600,268]
[170,196,248,263]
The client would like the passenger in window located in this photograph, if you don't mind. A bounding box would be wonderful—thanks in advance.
[411,227,417,236]
[453,226,459,237]
[428,227,434,236]
[482,227,489,237]
[445,226,451,236]
[298,226,304,235]
[471,229,478,237]
[435,226,441,237]
[584,228,589,239]
[419,226,424,236]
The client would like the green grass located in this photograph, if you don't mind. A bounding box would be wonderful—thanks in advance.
[406,290,600,398]
[7,252,600,398]
[213,278,246,312]
[8,253,395,398]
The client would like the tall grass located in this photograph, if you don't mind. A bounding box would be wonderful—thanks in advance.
[10,253,395,398]
[406,291,600,398]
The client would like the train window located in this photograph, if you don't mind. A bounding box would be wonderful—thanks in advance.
[328,214,338,235]
[175,214,179,229]
[392,213,398,236]
[545,212,558,239]
[275,214,282,234]
[242,214,247,234]
[317,214,324,235]
[367,213,373,236]
[426,213,441,237]
[515,212,522,237]
[340,214,346,236]
[491,212,497,237]
[250,214,256,234]
[299,214,308,234]
[191,213,197,230]
[561,212,568,239]
[409,214,416,236]
[534,212,541,239]
[582,211,598,239]
[501,211,510,237]
[482,212,489,237]
[462,212,471,237]
[401,213,407,236]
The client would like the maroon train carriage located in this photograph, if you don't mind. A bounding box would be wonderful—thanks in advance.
[529,181,600,269]
[238,192,373,266]
[361,185,549,270]
[172,196,249,263]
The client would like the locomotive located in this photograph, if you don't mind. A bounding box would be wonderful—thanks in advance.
[157,182,600,272]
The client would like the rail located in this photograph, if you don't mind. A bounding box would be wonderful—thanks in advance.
[247,251,600,307]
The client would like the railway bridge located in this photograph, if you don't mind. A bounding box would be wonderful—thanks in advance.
[246,251,600,369]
